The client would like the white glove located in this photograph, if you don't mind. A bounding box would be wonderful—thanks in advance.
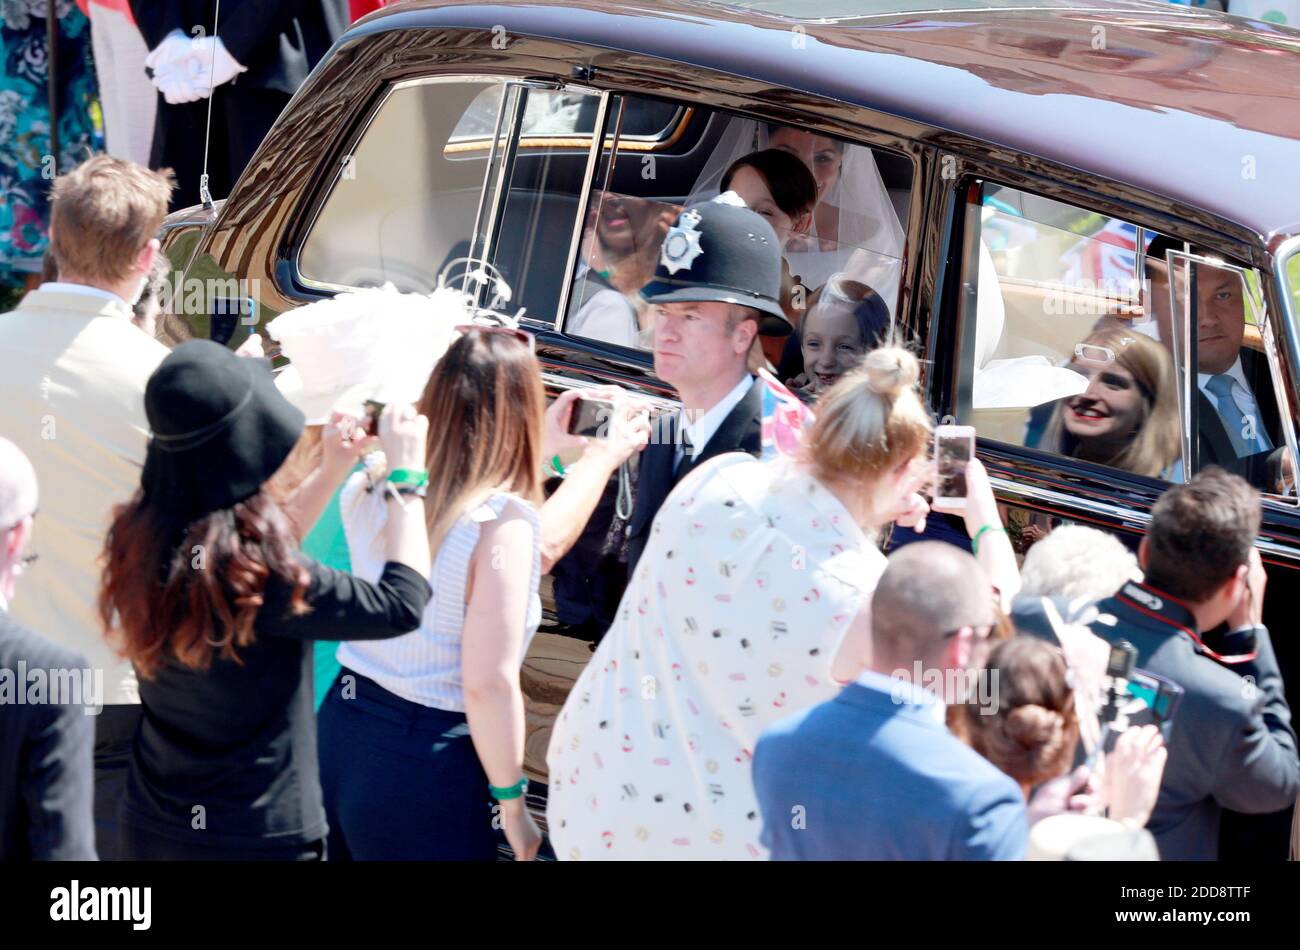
[147,30,247,104]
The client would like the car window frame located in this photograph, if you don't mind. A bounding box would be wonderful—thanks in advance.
[555,95,919,365]
[949,177,1192,484]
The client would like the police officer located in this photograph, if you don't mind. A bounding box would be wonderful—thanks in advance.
[624,192,792,576]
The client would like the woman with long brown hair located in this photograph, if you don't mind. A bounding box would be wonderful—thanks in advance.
[321,325,555,860]
[99,340,433,860]
[1037,321,1181,479]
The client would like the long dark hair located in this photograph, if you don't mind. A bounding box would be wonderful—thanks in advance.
[99,489,311,679]
[721,148,817,220]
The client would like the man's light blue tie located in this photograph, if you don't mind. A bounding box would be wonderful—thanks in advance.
[1205,374,1264,457]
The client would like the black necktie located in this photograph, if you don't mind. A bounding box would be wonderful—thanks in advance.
[674,415,694,475]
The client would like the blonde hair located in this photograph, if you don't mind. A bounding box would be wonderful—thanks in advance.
[1042,321,1179,478]
[417,330,545,554]
[50,155,174,284]
[801,345,932,484]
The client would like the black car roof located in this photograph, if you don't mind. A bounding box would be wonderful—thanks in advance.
[354,0,1300,245]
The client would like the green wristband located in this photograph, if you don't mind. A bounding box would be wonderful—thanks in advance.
[548,455,567,478]
[972,523,1006,555]
[489,777,529,801]
[388,468,428,488]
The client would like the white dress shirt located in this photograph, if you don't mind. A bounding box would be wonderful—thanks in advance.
[1198,356,1272,452]
[675,373,754,470]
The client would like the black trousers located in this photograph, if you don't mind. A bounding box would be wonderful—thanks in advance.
[93,703,141,862]
[119,821,326,861]
[149,83,292,211]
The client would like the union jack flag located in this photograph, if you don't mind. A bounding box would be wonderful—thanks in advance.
[757,369,813,461]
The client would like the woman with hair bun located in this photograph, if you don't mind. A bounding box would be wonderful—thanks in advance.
[548,346,948,860]
[955,636,1168,832]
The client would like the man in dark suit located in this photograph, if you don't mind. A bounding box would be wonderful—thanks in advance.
[1087,469,1298,860]
[1143,235,1285,490]
[0,438,96,860]
[131,1,349,209]
[624,194,792,576]
[754,542,1026,860]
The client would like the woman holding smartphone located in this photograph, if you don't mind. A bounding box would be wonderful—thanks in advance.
[320,325,648,860]
[98,341,433,860]
[547,346,1020,860]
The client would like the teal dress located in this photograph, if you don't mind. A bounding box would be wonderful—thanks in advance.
[1,2,102,279]
[301,483,352,709]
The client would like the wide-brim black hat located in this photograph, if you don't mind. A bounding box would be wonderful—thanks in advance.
[142,340,305,521]
[643,197,792,336]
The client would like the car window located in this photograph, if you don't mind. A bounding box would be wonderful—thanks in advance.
[561,100,911,364]
[298,77,506,294]
[1164,252,1296,496]
[958,183,1187,482]
[453,86,683,141]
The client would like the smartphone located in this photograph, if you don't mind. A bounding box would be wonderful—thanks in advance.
[567,396,615,439]
[933,425,976,508]
[362,399,386,436]
[1125,668,1184,730]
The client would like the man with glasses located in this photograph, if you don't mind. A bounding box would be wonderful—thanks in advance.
[0,438,96,859]
[1087,468,1299,859]
[752,541,1027,860]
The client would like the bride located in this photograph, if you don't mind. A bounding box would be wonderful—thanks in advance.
[689,118,906,316]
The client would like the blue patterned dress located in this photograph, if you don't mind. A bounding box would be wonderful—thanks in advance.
[1,0,102,280]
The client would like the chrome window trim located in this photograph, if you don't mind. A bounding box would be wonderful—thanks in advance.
[989,474,1300,564]
[553,90,613,329]
[293,73,557,297]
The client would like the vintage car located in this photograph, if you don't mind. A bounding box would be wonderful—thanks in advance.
[157,0,1300,857]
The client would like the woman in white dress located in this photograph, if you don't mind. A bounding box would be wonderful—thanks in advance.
[546,347,939,860]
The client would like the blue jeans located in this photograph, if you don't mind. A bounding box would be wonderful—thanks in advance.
[317,669,499,860]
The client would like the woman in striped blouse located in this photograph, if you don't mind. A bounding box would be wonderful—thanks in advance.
[320,323,647,859]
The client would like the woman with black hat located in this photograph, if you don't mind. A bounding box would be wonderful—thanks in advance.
[98,340,433,860]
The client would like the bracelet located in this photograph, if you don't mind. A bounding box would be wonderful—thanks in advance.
[489,777,529,801]
[546,454,567,479]
[388,467,428,488]
[393,483,427,499]
[971,523,1006,555]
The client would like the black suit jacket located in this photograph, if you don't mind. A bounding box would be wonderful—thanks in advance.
[1197,347,1284,488]
[0,611,97,860]
[626,378,763,576]
[131,1,348,96]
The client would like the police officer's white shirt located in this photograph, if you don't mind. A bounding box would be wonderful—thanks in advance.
[1197,356,1272,452]
[676,373,754,470]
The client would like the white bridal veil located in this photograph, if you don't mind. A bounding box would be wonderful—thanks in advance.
[687,117,907,314]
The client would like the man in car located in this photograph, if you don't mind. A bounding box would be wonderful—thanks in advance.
[1141,235,1284,490]
[623,192,793,576]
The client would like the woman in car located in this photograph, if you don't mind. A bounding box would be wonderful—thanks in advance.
[690,120,906,312]
[717,148,817,365]
[1032,321,1181,479]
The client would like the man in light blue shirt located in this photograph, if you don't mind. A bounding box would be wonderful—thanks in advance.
[753,542,1027,860]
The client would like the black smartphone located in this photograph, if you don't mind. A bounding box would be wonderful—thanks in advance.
[209,296,257,346]
[567,396,615,439]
